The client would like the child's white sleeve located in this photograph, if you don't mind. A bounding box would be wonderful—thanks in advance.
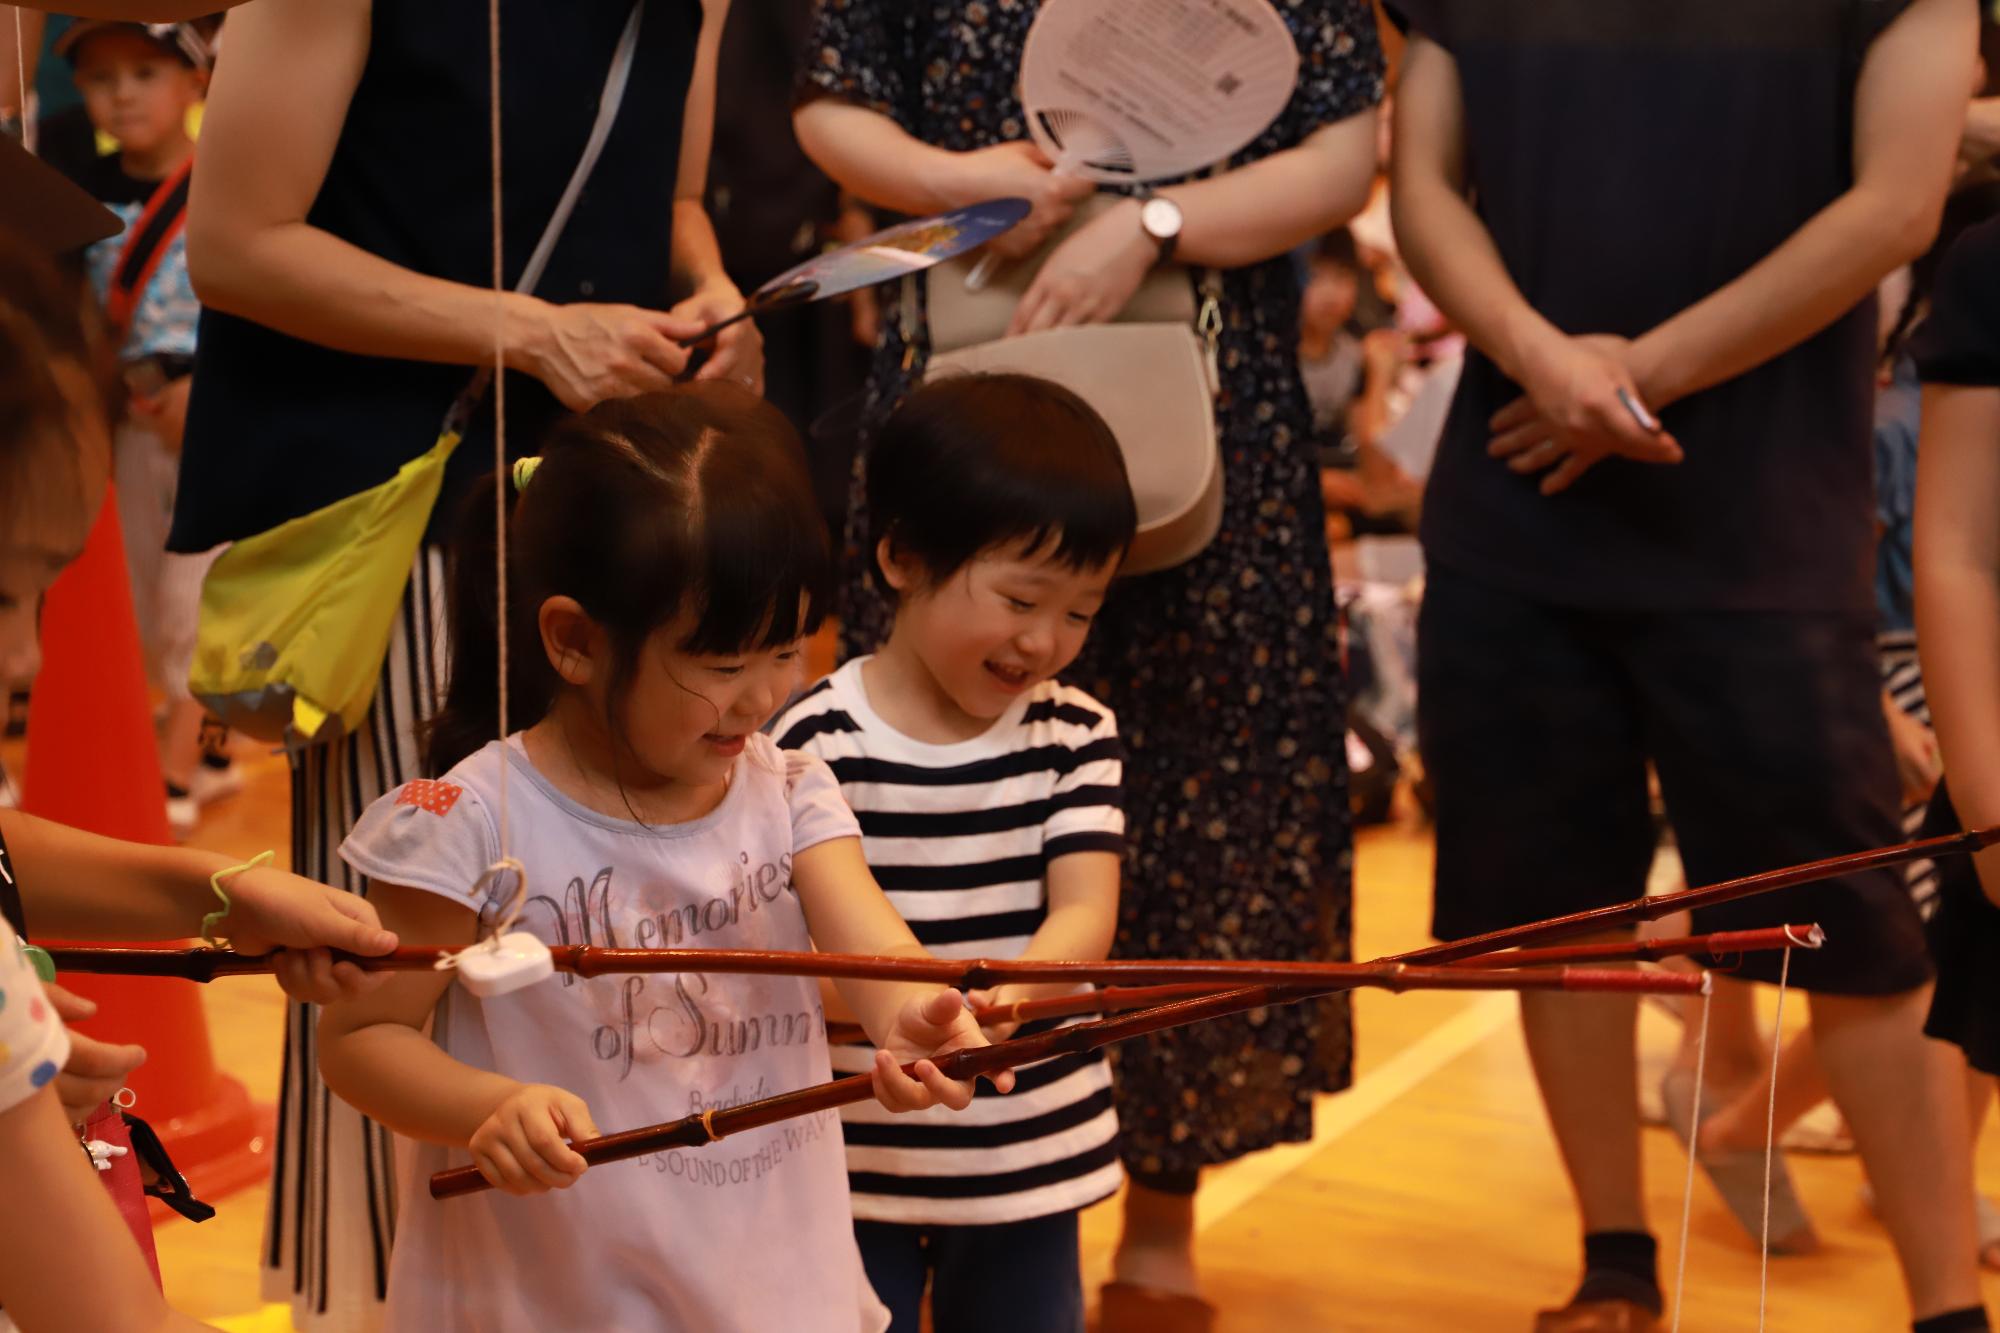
[339,777,500,910]
[1044,702,1126,863]
[0,935,70,1117]
[784,750,863,854]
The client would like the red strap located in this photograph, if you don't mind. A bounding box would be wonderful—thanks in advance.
[82,1102,163,1287]
[104,158,194,342]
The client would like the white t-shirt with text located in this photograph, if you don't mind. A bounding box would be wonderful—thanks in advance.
[341,733,887,1332]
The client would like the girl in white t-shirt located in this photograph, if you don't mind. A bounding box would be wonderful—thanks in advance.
[317,384,1012,1332]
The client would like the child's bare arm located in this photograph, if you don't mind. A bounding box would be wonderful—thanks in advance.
[316,883,598,1192]
[791,837,942,1036]
[316,884,506,1142]
[2,810,397,1003]
[791,837,1013,1110]
[0,1084,210,1332]
[967,850,1119,1036]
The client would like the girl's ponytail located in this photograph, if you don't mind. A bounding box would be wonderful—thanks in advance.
[426,467,553,774]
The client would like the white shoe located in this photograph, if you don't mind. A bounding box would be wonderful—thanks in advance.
[166,784,198,841]
[188,761,243,807]
[1778,1100,1853,1155]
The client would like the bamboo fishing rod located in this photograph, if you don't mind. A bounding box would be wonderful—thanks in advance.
[822,924,1824,1040]
[33,922,1825,991]
[430,963,1712,1199]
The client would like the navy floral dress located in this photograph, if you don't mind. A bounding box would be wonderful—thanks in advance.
[803,0,1384,1177]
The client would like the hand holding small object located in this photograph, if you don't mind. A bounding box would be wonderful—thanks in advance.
[1487,332,1682,494]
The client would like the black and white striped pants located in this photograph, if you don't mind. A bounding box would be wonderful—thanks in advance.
[1879,628,1939,920]
[264,550,447,1330]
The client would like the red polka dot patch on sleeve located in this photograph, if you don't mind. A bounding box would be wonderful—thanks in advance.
[395,780,464,817]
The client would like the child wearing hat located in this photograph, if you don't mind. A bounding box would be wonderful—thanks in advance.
[58,18,234,839]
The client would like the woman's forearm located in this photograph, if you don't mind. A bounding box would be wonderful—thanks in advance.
[1916,385,2000,835]
[1160,111,1378,270]
[799,97,1378,273]
[1919,554,2000,824]
[182,0,559,373]
[793,99,986,218]
[185,215,559,374]
[1920,562,2000,831]
[670,200,732,297]
[669,0,729,297]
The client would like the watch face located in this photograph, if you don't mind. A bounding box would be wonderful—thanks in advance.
[1140,196,1184,241]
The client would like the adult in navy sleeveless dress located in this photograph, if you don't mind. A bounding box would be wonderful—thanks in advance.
[168,2,755,1326]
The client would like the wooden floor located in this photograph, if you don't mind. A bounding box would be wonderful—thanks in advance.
[108,739,2000,1330]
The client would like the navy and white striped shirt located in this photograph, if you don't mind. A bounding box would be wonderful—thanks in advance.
[774,658,1126,1224]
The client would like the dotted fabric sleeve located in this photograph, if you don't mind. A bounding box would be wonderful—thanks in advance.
[0,932,71,1117]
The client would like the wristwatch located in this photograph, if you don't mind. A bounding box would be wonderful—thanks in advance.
[1137,187,1183,265]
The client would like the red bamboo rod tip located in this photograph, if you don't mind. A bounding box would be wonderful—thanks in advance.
[1698,924,1825,955]
[1559,968,1712,995]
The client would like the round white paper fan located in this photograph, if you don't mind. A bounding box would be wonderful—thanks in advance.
[1018,0,1301,185]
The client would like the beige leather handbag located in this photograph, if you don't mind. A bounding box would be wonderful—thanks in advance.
[917,196,1225,575]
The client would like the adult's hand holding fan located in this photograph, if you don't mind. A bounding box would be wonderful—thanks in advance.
[679,199,1032,347]
[963,0,1300,289]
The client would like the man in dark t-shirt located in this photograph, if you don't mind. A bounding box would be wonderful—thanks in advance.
[1390,2,1987,1330]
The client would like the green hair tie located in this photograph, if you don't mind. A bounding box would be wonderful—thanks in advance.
[511,455,542,492]
[202,850,276,947]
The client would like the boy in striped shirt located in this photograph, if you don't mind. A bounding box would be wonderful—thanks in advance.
[774,373,1139,1333]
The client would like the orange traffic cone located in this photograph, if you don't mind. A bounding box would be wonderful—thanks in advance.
[21,484,272,1207]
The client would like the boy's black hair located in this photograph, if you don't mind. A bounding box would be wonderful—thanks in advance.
[865,372,1138,596]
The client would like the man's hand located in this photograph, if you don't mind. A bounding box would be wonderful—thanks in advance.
[1487,333,1683,494]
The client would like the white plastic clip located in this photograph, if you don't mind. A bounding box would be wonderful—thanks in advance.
[454,931,556,998]
[434,859,553,997]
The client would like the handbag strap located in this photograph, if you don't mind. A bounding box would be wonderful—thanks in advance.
[441,0,646,437]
